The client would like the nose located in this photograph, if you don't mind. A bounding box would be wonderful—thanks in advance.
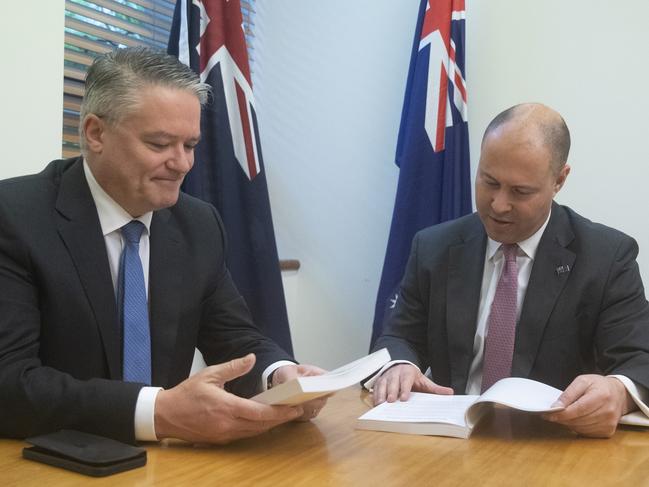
[167,144,194,174]
[490,190,512,214]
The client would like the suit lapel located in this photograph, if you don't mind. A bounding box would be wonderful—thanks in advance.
[148,208,182,387]
[55,159,122,379]
[513,204,575,377]
[447,216,487,393]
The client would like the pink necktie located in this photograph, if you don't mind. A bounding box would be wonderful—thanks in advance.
[481,244,518,392]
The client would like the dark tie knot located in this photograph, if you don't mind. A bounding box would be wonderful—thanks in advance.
[501,244,518,263]
[122,221,145,245]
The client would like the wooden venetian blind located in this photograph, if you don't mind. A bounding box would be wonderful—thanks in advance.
[62,0,257,158]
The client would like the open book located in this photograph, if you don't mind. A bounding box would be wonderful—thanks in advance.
[252,348,391,405]
[356,377,564,439]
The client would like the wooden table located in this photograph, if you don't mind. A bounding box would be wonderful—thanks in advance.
[3,388,649,486]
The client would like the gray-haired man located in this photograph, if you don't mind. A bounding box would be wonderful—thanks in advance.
[0,47,325,445]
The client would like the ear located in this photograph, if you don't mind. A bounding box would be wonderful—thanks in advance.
[82,114,106,153]
[553,164,571,195]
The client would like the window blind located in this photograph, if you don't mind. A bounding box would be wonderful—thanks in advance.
[62,0,256,157]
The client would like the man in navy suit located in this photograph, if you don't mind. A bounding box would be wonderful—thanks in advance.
[372,103,649,437]
[0,47,325,445]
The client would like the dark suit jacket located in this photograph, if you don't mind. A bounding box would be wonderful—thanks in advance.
[374,202,649,393]
[0,158,293,443]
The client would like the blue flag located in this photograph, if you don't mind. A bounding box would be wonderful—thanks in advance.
[370,0,472,347]
[168,0,293,354]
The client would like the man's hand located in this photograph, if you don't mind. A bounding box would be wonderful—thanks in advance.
[154,354,303,444]
[543,375,636,438]
[372,364,453,405]
[272,364,329,421]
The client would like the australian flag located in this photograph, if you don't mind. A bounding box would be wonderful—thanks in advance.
[370,0,472,347]
[168,0,293,354]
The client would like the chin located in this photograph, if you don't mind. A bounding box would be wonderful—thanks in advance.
[144,197,177,212]
[159,197,180,210]
[486,229,515,244]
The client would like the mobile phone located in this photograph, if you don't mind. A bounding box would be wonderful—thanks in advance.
[23,429,146,477]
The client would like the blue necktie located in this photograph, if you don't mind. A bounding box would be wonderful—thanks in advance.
[119,221,151,384]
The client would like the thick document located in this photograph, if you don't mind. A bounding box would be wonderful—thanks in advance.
[253,348,391,405]
[356,377,564,439]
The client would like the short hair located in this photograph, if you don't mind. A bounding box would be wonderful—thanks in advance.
[80,47,210,149]
[482,104,571,173]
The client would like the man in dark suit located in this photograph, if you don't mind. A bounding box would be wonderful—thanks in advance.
[0,47,325,445]
[371,103,649,437]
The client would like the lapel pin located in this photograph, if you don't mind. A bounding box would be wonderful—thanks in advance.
[555,264,571,276]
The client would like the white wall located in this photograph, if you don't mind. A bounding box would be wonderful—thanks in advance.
[0,0,65,178]
[253,0,421,367]
[254,0,649,368]
[466,0,649,279]
[4,1,649,370]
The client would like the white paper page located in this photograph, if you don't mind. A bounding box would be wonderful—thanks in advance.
[620,411,649,427]
[325,356,375,377]
[316,348,391,379]
[476,377,564,412]
[359,393,479,427]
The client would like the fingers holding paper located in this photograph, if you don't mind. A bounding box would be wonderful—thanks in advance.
[543,374,635,438]
[154,354,304,444]
[372,364,453,405]
[272,363,330,421]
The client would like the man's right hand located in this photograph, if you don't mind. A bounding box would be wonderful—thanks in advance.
[154,354,303,444]
[372,364,453,405]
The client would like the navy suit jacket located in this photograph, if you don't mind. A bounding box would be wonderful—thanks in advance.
[374,203,649,393]
[0,158,292,443]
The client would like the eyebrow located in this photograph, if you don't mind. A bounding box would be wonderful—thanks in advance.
[144,131,201,144]
[480,170,537,191]
[479,169,497,182]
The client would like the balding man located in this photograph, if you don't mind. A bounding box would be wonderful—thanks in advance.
[371,103,649,437]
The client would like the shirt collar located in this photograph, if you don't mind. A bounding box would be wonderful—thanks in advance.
[83,159,152,237]
[486,210,552,262]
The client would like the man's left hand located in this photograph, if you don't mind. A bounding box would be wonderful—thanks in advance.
[272,364,329,421]
[543,374,636,438]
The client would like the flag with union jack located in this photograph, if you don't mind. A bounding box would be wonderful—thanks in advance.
[370,0,472,346]
[168,0,293,354]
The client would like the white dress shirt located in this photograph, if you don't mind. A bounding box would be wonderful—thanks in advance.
[84,162,288,441]
[464,214,550,394]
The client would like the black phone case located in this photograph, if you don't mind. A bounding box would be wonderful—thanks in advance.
[23,429,146,477]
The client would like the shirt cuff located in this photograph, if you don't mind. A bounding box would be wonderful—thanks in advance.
[134,386,162,441]
[362,360,419,391]
[261,360,297,391]
[608,374,649,426]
